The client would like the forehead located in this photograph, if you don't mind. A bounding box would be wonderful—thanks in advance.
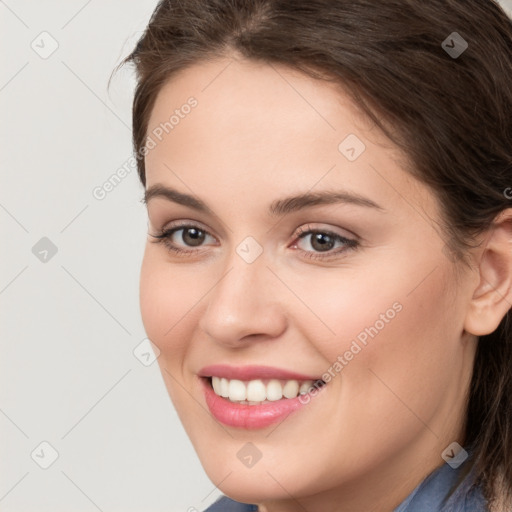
[146,56,373,157]
[144,56,436,222]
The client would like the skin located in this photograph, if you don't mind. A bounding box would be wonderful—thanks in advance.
[139,54,512,512]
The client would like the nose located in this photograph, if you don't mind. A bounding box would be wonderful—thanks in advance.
[198,252,288,347]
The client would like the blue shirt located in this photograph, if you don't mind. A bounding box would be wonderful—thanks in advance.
[203,447,488,511]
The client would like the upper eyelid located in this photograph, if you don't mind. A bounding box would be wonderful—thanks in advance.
[296,224,355,239]
[161,220,217,236]
[146,203,230,239]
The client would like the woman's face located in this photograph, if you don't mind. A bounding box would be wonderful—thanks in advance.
[140,56,478,508]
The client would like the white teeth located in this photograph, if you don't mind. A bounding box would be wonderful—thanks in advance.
[299,381,313,394]
[209,377,319,403]
[247,379,266,401]
[266,379,283,401]
[220,377,229,398]
[228,379,246,401]
[212,376,221,395]
[283,379,300,399]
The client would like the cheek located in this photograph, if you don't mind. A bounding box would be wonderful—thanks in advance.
[276,260,409,366]
[324,262,458,431]
[301,251,455,370]
[139,248,206,421]
[291,254,458,423]
[139,248,198,356]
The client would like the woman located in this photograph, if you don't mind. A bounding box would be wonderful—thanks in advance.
[116,1,512,510]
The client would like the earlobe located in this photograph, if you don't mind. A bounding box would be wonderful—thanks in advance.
[464,209,512,337]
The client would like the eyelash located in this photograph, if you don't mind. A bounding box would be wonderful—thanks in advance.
[148,222,359,261]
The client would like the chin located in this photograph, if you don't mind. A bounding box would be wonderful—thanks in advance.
[197,446,319,504]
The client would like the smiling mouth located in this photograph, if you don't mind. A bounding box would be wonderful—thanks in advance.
[206,376,326,405]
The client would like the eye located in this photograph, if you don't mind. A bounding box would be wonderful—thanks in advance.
[148,222,217,255]
[292,225,359,260]
[170,226,210,247]
[149,221,359,261]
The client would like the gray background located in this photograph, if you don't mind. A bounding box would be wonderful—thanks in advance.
[1,1,512,511]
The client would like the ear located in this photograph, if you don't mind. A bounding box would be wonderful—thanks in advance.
[464,208,512,336]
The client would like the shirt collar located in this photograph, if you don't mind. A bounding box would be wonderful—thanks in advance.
[393,445,487,512]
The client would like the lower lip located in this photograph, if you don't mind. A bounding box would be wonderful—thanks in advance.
[201,378,326,429]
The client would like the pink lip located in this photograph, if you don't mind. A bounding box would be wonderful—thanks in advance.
[198,364,322,381]
[198,365,326,429]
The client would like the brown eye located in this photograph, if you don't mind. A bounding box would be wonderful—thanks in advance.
[308,232,336,252]
[293,226,359,261]
[180,227,206,247]
[149,223,217,256]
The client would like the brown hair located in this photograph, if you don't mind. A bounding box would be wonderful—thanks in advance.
[115,0,512,507]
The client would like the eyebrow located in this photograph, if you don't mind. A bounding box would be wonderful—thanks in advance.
[143,184,385,215]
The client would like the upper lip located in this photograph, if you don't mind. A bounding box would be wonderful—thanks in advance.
[198,364,322,381]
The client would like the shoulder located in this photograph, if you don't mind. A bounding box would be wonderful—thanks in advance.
[203,496,258,512]
[444,455,512,512]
